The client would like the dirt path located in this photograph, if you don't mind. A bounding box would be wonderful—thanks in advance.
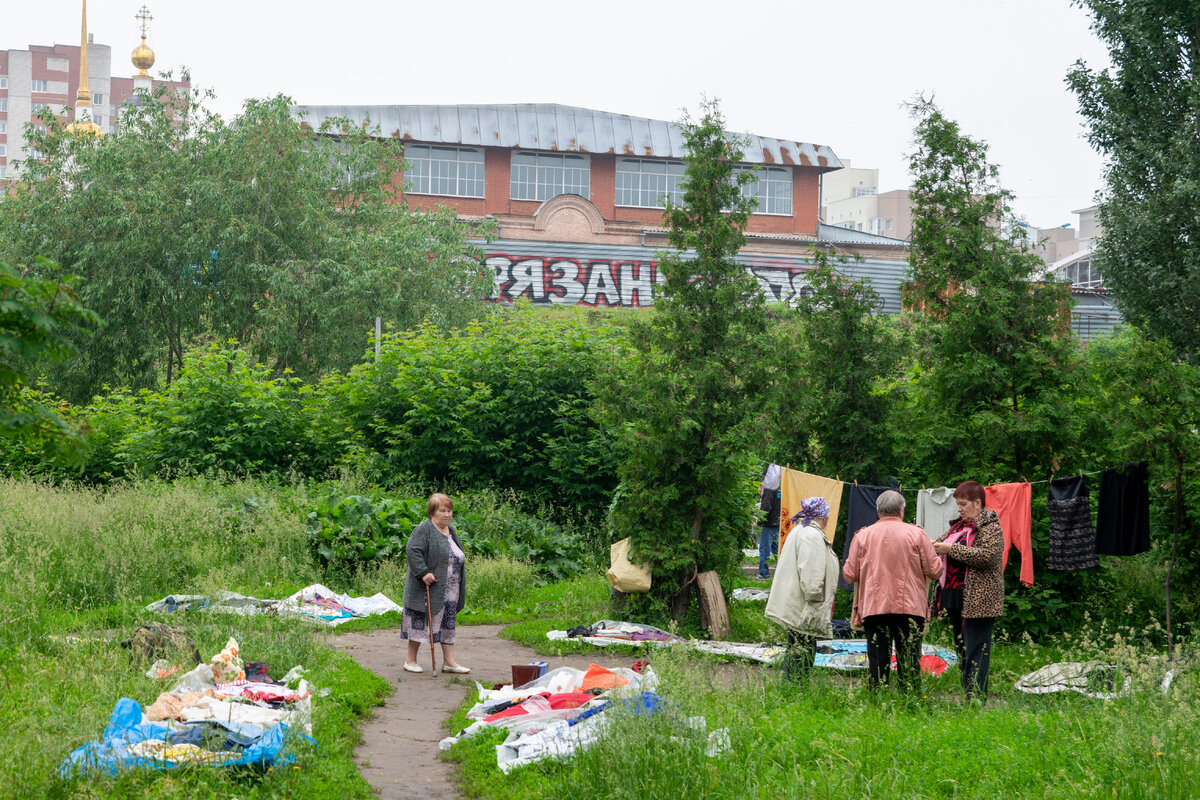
[329,625,644,800]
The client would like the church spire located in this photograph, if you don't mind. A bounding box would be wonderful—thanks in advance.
[68,0,102,136]
[75,0,93,107]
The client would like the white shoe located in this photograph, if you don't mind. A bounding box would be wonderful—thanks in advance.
[402,662,423,674]
[441,664,471,674]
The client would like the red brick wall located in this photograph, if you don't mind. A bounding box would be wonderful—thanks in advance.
[393,141,825,237]
[590,153,615,219]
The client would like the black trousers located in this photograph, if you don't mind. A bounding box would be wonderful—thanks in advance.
[962,617,995,700]
[945,607,966,664]
[863,613,924,690]
[781,630,817,682]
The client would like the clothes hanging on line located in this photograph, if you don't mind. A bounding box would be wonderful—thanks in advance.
[762,463,782,492]
[1047,475,1100,572]
[779,468,843,550]
[1096,463,1151,556]
[985,482,1034,587]
[916,486,958,541]
[839,484,890,591]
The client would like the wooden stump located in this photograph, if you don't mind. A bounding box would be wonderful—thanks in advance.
[696,571,730,640]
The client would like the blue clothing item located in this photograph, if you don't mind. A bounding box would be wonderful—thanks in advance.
[758,525,779,579]
[59,697,313,777]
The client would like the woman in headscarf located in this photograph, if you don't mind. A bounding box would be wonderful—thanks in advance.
[765,497,840,681]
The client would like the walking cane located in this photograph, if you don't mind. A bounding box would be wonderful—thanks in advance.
[425,581,437,674]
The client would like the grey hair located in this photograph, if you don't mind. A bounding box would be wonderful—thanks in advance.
[876,490,906,518]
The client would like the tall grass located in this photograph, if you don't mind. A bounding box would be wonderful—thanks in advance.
[450,638,1200,799]
[0,476,582,798]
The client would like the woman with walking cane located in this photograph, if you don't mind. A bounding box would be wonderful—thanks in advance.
[401,493,471,674]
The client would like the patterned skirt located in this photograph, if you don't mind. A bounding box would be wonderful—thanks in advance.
[401,553,462,644]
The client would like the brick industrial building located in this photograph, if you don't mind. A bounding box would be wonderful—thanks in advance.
[293,103,912,311]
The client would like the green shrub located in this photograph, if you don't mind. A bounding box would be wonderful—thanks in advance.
[338,307,626,512]
[306,493,424,574]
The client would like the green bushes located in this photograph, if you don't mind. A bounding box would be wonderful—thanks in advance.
[338,308,624,510]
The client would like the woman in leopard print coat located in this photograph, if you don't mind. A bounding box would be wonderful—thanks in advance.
[933,481,1004,702]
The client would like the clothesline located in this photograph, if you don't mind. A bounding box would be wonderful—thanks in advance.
[769,462,1152,587]
[833,467,1108,492]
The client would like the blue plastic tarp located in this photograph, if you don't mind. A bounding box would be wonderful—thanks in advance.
[59,697,313,777]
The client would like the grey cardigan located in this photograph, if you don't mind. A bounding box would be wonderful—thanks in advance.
[403,518,466,615]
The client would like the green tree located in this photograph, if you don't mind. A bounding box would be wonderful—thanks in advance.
[1082,328,1200,645]
[1068,2,1200,361]
[0,87,492,402]
[0,257,99,458]
[904,99,1077,482]
[600,100,771,621]
[790,248,903,483]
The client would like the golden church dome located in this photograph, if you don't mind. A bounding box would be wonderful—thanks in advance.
[132,35,155,77]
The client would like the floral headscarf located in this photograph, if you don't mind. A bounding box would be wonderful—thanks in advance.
[791,496,831,527]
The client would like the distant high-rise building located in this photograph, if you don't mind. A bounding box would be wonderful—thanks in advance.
[820,161,912,241]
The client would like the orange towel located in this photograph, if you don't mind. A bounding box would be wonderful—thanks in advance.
[985,482,1034,587]
[579,663,630,692]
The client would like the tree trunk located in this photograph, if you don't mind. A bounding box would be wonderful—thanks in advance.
[670,577,693,623]
[670,503,707,623]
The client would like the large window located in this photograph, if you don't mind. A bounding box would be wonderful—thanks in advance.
[1057,258,1103,289]
[615,159,685,208]
[735,166,793,215]
[0,98,8,112]
[510,152,589,201]
[403,145,484,198]
[31,80,48,93]
[0,122,6,134]
[0,77,7,89]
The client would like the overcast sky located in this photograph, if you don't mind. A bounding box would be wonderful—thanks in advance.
[13,0,1111,227]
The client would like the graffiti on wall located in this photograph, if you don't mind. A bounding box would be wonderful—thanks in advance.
[484,252,816,308]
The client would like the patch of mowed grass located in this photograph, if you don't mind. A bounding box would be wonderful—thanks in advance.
[449,640,1200,800]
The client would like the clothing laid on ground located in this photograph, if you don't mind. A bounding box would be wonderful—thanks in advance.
[1096,462,1151,556]
[401,519,466,644]
[765,522,839,639]
[838,484,889,591]
[985,482,1034,587]
[1047,475,1100,572]
[779,467,843,549]
[863,613,924,690]
[915,487,958,541]
[842,516,942,622]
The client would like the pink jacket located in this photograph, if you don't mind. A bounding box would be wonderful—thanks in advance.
[842,516,943,619]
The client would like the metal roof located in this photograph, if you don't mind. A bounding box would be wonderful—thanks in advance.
[816,223,910,245]
[290,103,842,170]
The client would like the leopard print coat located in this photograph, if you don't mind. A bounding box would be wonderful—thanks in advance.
[942,508,1005,619]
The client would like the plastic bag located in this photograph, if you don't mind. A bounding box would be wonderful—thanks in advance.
[607,538,651,594]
